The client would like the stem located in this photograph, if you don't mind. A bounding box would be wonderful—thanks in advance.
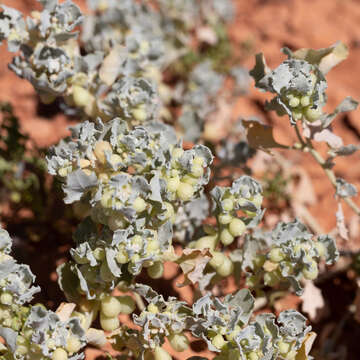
[133,292,145,311]
[307,141,360,216]
[293,123,360,217]
[294,123,306,147]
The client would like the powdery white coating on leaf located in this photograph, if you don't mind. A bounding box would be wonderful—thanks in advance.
[335,178,358,198]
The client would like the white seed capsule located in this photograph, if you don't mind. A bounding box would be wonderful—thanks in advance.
[228,218,246,237]
[314,242,326,257]
[0,292,13,305]
[73,86,92,108]
[191,163,204,178]
[248,351,260,360]
[66,336,82,354]
[101,296,122,318]
[154,346,172,360]
[225,325,241,341]
[278,340,291,355]
[116,249,129,264]
[300,95,310,107]
[146,239,160,254]
[168,332,189,352]
[118,296,136,314]
[195,235,218,251]
[268,247,285,263]
[100,190,113,208]
[302,261,318,280]
[147,261,164,279]
[216,257,234,277]
[218,214,233,225]
[132,104,147,122]
[52,348,68,360]
[167,176,180,192]
[176,182,194,201]
[222,198,234,211]
[163,202,175,223]
[209,252,226,268]
[211,334,227,349]
[220,228,235,246]
[58,167,71,178]
[100,313,119,332]
[148,303,159,314]
[193,156,205,165]
[305,107,322,122]
[93,247,105,261]
[133,197,147,213]
[289,97,300,108]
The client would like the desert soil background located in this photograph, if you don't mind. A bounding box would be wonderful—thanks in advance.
[1,0,360,359]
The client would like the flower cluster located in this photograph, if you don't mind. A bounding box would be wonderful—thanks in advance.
[189,290,313,360]
[1,0,249,141]
[250,42,358,126]
[0,227,86,360]
[241,219,339,294]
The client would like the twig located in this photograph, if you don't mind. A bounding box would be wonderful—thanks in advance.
[133,293,145,311]
[293,123,360,217]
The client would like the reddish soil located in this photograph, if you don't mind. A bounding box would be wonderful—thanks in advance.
[1,0,360,359]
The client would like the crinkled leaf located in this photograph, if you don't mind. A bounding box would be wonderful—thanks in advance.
[335,178,357,198]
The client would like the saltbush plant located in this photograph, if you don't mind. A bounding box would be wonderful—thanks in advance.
[0,0,358,359]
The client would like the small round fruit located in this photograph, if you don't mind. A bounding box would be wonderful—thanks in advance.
[168,333,189,352]
[52,348,68,360]
[314,242,325,257]
[222,198,234,211]
[300,95,310,107]
[302,261,318,280]
[216,257,234,277]
[147,261,164,279]
[154,346,172,360]
[289,97,300,108]
[268,247,285,263]
[66,336,82,354]
[176,182,194,201]
[100,313,119,331]
[228,218,246,237]
[167,177,180,192]
[118,296,136,315]
[305,107,322,122]
[218,214,233,225]
[195,235,217,251]
[101,296,122,318]
[73,86,92,108]
[209,252,226,268]
[132,104,147,122]
[211,334,227,350]
[133,197,147,213]
[220,228,234,246]
[278,340,291,355]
